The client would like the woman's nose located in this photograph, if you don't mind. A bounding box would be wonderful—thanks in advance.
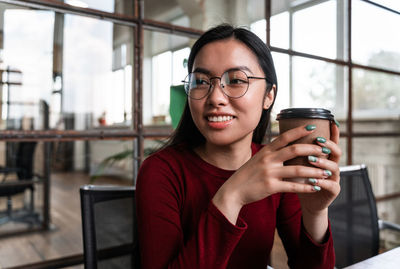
[207,79,229,106]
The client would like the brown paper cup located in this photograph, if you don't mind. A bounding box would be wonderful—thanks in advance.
[276,108,334,183]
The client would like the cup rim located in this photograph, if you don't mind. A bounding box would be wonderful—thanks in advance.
[276,108,334,120]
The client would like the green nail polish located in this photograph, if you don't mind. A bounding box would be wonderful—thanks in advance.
[308,178,317,184]
[313,186,321,191]
[322,147,331,154]
[334,119,340,127]
[316,137,326,143]
[308,156,318,162]
[324,170,332,177]
[305,124,316,131]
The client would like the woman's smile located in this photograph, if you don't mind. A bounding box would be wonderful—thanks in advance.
[206,114,235,129]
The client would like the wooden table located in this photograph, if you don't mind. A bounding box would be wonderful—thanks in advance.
[343,246,400,268]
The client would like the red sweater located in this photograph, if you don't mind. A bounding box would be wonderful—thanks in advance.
[136,143,334,269]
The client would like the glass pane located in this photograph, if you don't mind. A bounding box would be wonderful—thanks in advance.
[292,0,337,59]
[353,68,400,120]
[53,0,135,16]
[353,0,400,72]
[1,8,54,131]
[292,56,347,119]
[143,30,196,126]
[63,15,134,130]
[0,139,135,267]
[353,136,400,248]
[0,141,45,236]
[0,5,135,131]
[271,11,289,49]
[89,140,135,180]
[144,0,265,31]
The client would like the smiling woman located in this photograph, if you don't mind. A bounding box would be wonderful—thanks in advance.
[136,24,341,269]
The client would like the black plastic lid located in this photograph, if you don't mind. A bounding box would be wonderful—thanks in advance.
[276,108,334,120]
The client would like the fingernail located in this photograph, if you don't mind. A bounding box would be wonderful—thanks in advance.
[308,156,318,162]
[308,178,318,184]
[324,170,332,177]
[322,147,331,154]
[316,137,326,143]
[333,119,340,127]
[313,186,321,191]
[305,124,316,131]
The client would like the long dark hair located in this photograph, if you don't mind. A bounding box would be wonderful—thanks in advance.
[165,24,278,149]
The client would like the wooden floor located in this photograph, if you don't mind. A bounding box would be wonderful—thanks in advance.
[0,172,289,269]
[0,172,131,268]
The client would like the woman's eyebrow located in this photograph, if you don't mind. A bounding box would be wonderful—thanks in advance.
[192,67,211,75]
[192,66,254,75]
[226,66,253,75]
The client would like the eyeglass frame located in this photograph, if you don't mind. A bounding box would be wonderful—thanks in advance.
[181,69,272,100]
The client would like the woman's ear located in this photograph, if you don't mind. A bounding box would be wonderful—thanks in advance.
[263,84,276,109]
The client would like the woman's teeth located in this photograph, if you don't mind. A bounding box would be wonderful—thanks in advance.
[207,116,233,122]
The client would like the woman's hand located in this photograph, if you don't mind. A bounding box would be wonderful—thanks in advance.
[212,124,337,224]
[296,121,341,242]
[297,121,341,214]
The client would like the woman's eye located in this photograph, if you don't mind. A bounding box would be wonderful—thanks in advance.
[196,79,209,85]
[229,79,246,84]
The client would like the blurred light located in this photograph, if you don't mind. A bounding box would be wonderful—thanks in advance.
[65,0,89,8]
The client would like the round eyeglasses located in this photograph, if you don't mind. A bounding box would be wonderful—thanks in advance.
[182,69,270,100]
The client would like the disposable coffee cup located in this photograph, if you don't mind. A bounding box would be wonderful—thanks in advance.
[276,108,335,182]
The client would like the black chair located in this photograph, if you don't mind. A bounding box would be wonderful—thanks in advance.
[80,185,140,269]
[329,164,400,268]
[0,141,40,225]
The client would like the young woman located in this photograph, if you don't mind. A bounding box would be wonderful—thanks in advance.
[136,24,341,269]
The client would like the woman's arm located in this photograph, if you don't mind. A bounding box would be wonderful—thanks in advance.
[136,154,247,269]
[277,193,335,269]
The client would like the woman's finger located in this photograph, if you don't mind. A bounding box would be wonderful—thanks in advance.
[273,143,328,163]
[273,165,329,179]
[330,120,340,144]
[306,156,340,182]
[314,123,341,163]
[265,124,316,152]
[278,180,321,193]
[309,178,341,195]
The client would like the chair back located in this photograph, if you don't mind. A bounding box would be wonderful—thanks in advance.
[0,142,37,197]
[16,142,37,180]
[80,185,139,269]
[329,164,380,268]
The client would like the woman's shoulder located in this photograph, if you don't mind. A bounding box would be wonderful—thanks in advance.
[145,143,190,162]
[139,143,192,174]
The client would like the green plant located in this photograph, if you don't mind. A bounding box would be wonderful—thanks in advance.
[90,139,166,183]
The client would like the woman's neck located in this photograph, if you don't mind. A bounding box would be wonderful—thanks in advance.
[195,140,253,170]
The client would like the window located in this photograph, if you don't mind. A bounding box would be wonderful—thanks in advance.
[63,15,133,128]
[352,0,400,72]
[292,0,337,59]
[2,9,54,129]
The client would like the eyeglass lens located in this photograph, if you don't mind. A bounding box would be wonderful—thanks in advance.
[184,70,249,99]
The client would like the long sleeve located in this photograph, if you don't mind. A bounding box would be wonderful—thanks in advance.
[136,144,334,269]
[276,193,335,268]
[136,154,247,269]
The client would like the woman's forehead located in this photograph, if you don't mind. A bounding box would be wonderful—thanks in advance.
[192,39,262,74]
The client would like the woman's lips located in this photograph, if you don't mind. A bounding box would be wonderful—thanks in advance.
[206,115,235,129]
[207,115,234,122]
